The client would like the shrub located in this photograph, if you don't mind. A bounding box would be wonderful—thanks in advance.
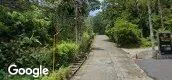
[106,18,141,47]
[41,71,57,80]
[41,67,70,80]
[80,32,90,53]
[140,38,152,47]
[0,69,6,80]
[56,67,71,80]
[83,32,90,43]
[7,75,39,80]
[0,5,53,71]
[0,40,52,70]
[0,6,51,45]
[55,42,79,66]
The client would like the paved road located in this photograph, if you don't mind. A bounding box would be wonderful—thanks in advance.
[136,59,172,80]
[71,35,152,80]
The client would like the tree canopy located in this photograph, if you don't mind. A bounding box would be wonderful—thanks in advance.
[92,0,172,47]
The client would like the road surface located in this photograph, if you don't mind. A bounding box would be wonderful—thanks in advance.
[137,58,172,80]
[71,35,152,80]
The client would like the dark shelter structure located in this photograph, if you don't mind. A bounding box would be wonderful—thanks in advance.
[158,32,172,54]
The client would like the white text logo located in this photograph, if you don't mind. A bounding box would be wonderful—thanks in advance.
[8,64,49,78]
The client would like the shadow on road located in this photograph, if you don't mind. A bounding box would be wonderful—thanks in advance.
[92,47,104,50]
[103,39,110,42]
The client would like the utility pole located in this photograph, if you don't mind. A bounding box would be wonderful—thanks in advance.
[147,0,155,53]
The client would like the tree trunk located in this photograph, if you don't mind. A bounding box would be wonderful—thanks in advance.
[158,0,164,29]
[74,0,79,43]
[147,0,155,53]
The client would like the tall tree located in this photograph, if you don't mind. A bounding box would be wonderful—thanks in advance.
[158,0,164,29]
[147,0,155,52]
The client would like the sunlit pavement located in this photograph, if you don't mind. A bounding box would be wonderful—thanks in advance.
[71,35,152,80]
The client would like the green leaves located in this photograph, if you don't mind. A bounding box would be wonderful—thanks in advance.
[41,66,70,80]
[0,6,51,45]
[55,42,79,66]
[57,42,79,56]
[0,0,94,79]
[22,36,42,46]
[106,18,141,47]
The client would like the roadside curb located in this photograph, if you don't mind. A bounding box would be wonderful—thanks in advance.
[68,36,95,80]
[68,55,88,80]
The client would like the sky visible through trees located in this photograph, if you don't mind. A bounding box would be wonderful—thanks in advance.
[89,0,103,16]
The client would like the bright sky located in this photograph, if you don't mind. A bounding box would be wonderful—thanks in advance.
[89,0,103,16]
[89,9,102,16]
[99,0,104,2]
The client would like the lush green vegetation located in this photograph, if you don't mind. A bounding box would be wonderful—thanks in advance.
[56,42,79,66]
[0,0,99,80]
[92,0,172,48]
[41,67,70,80]
[1,0,172,79]
[106,18,141,47]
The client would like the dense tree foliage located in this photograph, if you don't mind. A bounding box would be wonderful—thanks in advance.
[93,0,172,47]
[106,18,141,47]
[2,0,172,79]
[92,13,106,34]
[0,0,100,79]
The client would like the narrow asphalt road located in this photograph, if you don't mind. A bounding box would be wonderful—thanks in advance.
[71,35,152,80]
